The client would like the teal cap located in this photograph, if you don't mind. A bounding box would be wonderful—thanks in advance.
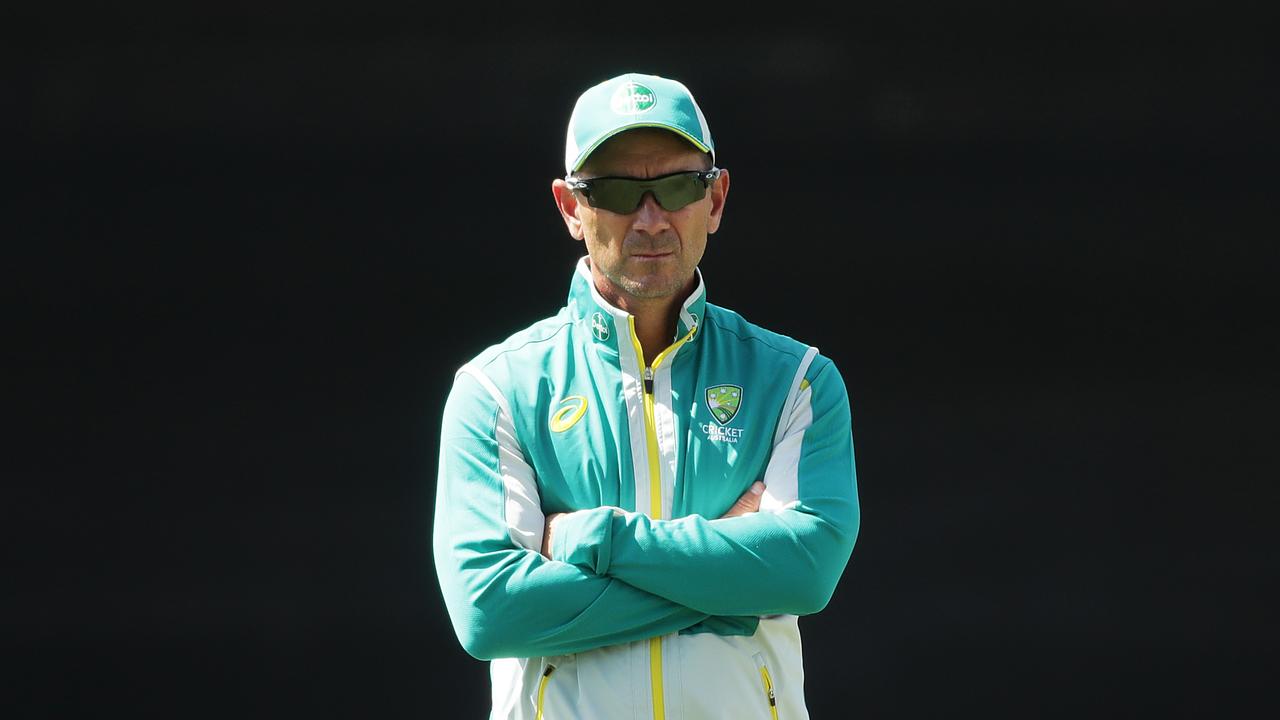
[565,73,715,175]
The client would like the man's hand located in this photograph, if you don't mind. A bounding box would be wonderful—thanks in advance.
[720,481,765,519]
[540,482,765,559]
[541,512,566,559]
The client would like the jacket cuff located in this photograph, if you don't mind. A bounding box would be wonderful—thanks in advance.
[551,506,615,575]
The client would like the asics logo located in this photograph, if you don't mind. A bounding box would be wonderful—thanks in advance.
[550,395,589,432]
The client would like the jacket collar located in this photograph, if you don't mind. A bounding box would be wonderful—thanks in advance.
[567,256,706,352]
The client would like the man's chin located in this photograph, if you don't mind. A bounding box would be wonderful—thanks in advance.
[620,275,686,300]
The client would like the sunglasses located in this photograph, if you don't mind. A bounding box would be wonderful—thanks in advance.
[565,168,721,214]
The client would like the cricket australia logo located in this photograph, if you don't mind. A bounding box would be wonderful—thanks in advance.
[706,384,743,424]
[610,82,657,115]
[590,312,611,341]
[702,384,745,443]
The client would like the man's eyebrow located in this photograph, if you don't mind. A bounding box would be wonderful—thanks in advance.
[576,169,708,181]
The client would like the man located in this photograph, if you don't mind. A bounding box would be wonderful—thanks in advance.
[433,72,859,719]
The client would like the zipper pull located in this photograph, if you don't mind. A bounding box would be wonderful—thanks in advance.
[643,367,654,395]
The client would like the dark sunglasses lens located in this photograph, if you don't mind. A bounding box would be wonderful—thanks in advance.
[652,174,704,211]
[588,179,644,214]
[586,173,707,214]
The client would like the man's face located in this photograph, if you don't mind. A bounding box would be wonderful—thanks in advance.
[556,128,729,306]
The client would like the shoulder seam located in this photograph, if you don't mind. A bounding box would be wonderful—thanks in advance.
[456,363,513,420]
[705,314,807,361]
[772,346,820,448]
[474,318,574,370]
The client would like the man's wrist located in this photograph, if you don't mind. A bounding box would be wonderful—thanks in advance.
[551,506,619,575]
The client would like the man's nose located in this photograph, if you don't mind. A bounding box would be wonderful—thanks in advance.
[630,192,672,233]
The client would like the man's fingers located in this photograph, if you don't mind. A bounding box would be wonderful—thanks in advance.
[720,481,765,518]
[541,512,564,559]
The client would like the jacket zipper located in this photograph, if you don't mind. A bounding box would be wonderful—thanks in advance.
[627,319,696,720]
[535,663,556,720]
[754,653,779,720]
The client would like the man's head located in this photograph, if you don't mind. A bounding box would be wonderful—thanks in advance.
[552,73,730,308]
[562,73,716,176]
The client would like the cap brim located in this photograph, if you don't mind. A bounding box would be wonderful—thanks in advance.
[570,122,714,174]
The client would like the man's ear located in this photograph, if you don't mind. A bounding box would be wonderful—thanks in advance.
[551,179,586,241]
[706,168,730,234]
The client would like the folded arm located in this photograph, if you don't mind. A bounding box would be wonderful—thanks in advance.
[434,369,721,660]
[549,358,860,617]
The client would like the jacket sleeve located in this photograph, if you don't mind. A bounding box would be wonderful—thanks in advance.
[549,356,860,617]
[432,368,714,660]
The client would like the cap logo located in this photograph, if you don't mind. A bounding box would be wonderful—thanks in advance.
[610,82,657,116]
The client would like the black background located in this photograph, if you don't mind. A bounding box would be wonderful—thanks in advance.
[8,3,1277,718]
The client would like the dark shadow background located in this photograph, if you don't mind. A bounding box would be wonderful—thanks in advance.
[7,4,1277,718]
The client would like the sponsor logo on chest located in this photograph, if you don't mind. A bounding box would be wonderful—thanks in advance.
[549,395,588,432]
[590,312,611,342]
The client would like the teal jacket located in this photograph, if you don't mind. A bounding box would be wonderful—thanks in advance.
[433,258,859,719]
